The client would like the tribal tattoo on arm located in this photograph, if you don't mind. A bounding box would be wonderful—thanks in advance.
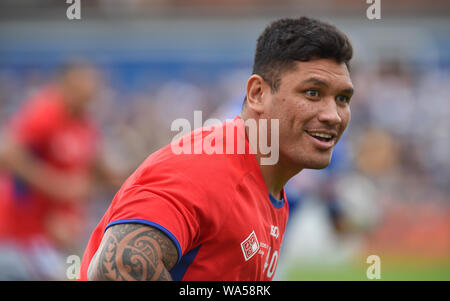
[87,223,179,281]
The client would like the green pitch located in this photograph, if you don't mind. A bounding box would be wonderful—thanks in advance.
[285,258,450,281]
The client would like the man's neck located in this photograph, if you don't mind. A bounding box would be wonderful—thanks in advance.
[242,116,302,200]
[255,155,301,200]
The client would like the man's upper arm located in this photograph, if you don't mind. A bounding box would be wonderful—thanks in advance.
[87,223,179,281]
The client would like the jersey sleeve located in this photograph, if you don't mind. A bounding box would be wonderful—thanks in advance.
[104,164,210,263]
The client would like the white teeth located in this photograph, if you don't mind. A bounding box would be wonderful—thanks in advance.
[310,132,332,139]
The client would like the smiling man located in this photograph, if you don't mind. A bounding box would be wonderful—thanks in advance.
[80,17,354,281]
[243,18,354,198]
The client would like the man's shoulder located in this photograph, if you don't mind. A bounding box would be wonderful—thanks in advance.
[24,86,63,112]
[118,116,260,203]
[142,118,252,176]
[140,143,250,182]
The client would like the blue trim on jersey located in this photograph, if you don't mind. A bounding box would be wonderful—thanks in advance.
[269,193,285,209]
[12,175,31,205]
[105,218,182,264]
[169,245,201,281]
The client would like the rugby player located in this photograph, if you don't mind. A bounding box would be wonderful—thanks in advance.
[80,16,354,281]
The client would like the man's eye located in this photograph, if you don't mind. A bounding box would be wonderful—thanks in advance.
[336,95,350,104]
[305,89,319,97]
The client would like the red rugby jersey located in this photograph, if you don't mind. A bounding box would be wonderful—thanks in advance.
[79,116,289,281]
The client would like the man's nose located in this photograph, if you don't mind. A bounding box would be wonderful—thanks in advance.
[317,97,342,125]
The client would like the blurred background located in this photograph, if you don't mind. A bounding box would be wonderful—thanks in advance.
[0,0,449,280]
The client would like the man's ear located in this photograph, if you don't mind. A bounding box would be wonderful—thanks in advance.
[245,74,269,114]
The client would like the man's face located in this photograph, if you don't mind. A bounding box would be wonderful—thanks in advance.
[263,58,353,170]
[62,66,100,114]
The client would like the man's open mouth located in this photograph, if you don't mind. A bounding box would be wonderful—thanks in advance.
[305,130,335,143]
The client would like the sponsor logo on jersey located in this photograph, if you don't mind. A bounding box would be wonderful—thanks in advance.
[241,231,260,261]
[270,225,279,239]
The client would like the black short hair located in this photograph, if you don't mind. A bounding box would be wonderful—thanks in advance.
[249,17,353,95]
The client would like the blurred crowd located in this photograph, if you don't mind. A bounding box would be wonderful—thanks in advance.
[2,59,449,193]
